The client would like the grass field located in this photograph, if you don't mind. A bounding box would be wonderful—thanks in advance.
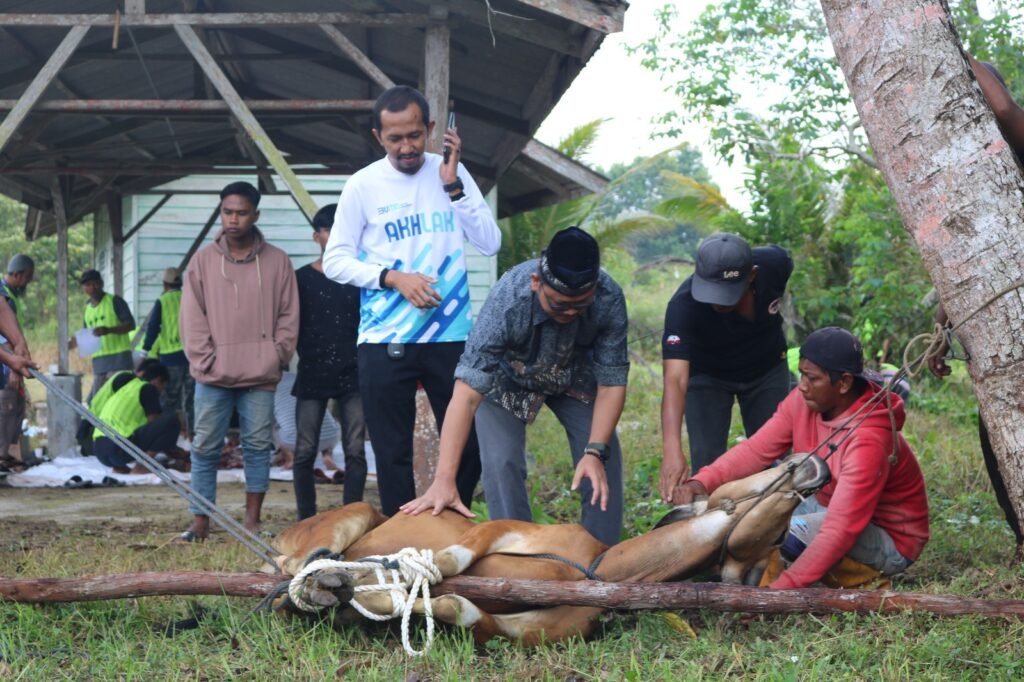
[2,266,1023,680]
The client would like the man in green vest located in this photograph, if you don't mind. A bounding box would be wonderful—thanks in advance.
[93,362,179,474]
[76,358,162,456]
[0,254,33,461]
[141,267,193,438]
[75,269,135,402]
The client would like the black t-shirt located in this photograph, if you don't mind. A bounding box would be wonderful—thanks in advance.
[111,373,162,416]
[293,263,361,399]
[662,245,793,382]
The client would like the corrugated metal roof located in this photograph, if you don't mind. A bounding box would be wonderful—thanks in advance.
[0,0,625,236]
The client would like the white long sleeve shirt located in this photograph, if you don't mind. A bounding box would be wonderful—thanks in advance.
[323,153,502,344]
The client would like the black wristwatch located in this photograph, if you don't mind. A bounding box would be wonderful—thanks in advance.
[442,176,464,193]
[379,267,390,288]
[583,442,609,464]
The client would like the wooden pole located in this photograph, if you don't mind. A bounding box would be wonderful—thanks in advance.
[0,26,89,154]
[423,10,450,154]
[50,177,70,375]
[320,25,394,91]
[3,572,1024,620]
[108,195,124,298]
[175,24,318,223]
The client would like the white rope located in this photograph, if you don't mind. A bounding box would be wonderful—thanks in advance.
[287,548,444,657]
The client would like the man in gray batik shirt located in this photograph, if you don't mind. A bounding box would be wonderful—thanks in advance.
[402,226,629,546]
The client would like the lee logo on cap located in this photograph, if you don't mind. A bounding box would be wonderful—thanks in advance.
[721,270,741,279]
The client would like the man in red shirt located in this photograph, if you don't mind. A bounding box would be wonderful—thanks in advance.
[674,327,929,588]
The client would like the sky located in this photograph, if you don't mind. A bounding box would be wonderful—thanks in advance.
[534,1,748,206]
[535,0,1010,211]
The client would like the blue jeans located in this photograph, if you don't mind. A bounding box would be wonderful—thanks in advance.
[189,383,274,515]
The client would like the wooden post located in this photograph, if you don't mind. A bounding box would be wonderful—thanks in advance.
[51,177,69,375]
[0,25,89,154]
[108,195,124,298]
[423,10,450,154]
[174,24,318,222]
[320,25,394,91]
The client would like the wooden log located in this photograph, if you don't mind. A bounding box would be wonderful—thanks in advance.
[3,572,1024,620]
[0,572,282,603]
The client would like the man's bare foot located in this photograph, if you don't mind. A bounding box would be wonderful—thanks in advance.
[129,463,149,474]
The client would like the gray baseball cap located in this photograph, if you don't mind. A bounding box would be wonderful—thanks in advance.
[692,233,753,306]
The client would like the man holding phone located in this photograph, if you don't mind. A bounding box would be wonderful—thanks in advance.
[323,85,501,515]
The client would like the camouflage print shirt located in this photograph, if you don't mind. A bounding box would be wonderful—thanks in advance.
[455,259,629,423]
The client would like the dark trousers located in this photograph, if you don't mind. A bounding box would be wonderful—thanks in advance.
[161,363,195,438]
[293,391,368,520]
[979,417,1023,544]
[685,361,791,472]
[94,412,181,469]
[358,342,480,516]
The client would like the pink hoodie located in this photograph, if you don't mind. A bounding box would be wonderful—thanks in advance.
[691,385,929,589]
[181,228,298,390]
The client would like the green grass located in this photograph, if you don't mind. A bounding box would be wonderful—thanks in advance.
[3,264,1024,680]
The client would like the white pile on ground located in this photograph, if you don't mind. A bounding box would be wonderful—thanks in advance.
[5,442,376,488]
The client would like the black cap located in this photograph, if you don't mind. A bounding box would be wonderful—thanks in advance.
[538,226,600,295]
[692,233,753,306]
[79,269,102,285]
[799,327,865,378]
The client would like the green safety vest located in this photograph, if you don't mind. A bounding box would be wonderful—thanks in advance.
[94,377,147,441]
[0,281,25,329]
[84,293,132,358]
[156,289,183,356]
[88,369,133,416]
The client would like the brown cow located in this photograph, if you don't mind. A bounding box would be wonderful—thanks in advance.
[272,453,830,646]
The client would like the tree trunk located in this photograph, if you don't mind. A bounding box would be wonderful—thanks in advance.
[3,572,1024,619]
[820,0,1024,525]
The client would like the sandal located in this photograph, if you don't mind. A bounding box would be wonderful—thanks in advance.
[173,530,206,544]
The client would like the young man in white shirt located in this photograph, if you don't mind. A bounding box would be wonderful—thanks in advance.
[323,86,501,515]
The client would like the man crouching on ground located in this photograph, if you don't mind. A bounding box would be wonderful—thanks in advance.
[674,326,929,588]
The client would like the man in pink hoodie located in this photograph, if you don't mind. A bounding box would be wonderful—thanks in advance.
[674,327,929,588]
[178,181,299,542]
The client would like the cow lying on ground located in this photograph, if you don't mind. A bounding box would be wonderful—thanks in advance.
[271,453,830,646]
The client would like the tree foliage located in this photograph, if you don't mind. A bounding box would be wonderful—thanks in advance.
[0,196,93,340]
[498,123,716,273]
[633,0,1023,359]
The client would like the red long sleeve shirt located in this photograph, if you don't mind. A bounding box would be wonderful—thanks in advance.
[691,385,929,589]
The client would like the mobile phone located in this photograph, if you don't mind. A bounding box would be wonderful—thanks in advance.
[387,342,405,360]
[442,111,456,164]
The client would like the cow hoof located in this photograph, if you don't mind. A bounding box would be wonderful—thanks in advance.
[299,566,355,609]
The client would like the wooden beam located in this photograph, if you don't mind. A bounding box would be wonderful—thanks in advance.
[0,99,377,115]
[122,193,171,242]
[175,24,318,222]
[51,177,70,374]
[178,204,221,274]
[0,164,356,176]
[519,139,607,193]
[509,0,625,34]
[0,13,429,28]
[424,11,450,154]
[0,26,89,155]
[320,24,395,91]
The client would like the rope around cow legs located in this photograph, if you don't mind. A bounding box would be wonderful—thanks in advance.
[287,548,444,657]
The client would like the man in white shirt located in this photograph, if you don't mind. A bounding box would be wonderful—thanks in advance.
[323,85,501,515]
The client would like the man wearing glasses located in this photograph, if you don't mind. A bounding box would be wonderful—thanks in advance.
[402,227,629,546]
